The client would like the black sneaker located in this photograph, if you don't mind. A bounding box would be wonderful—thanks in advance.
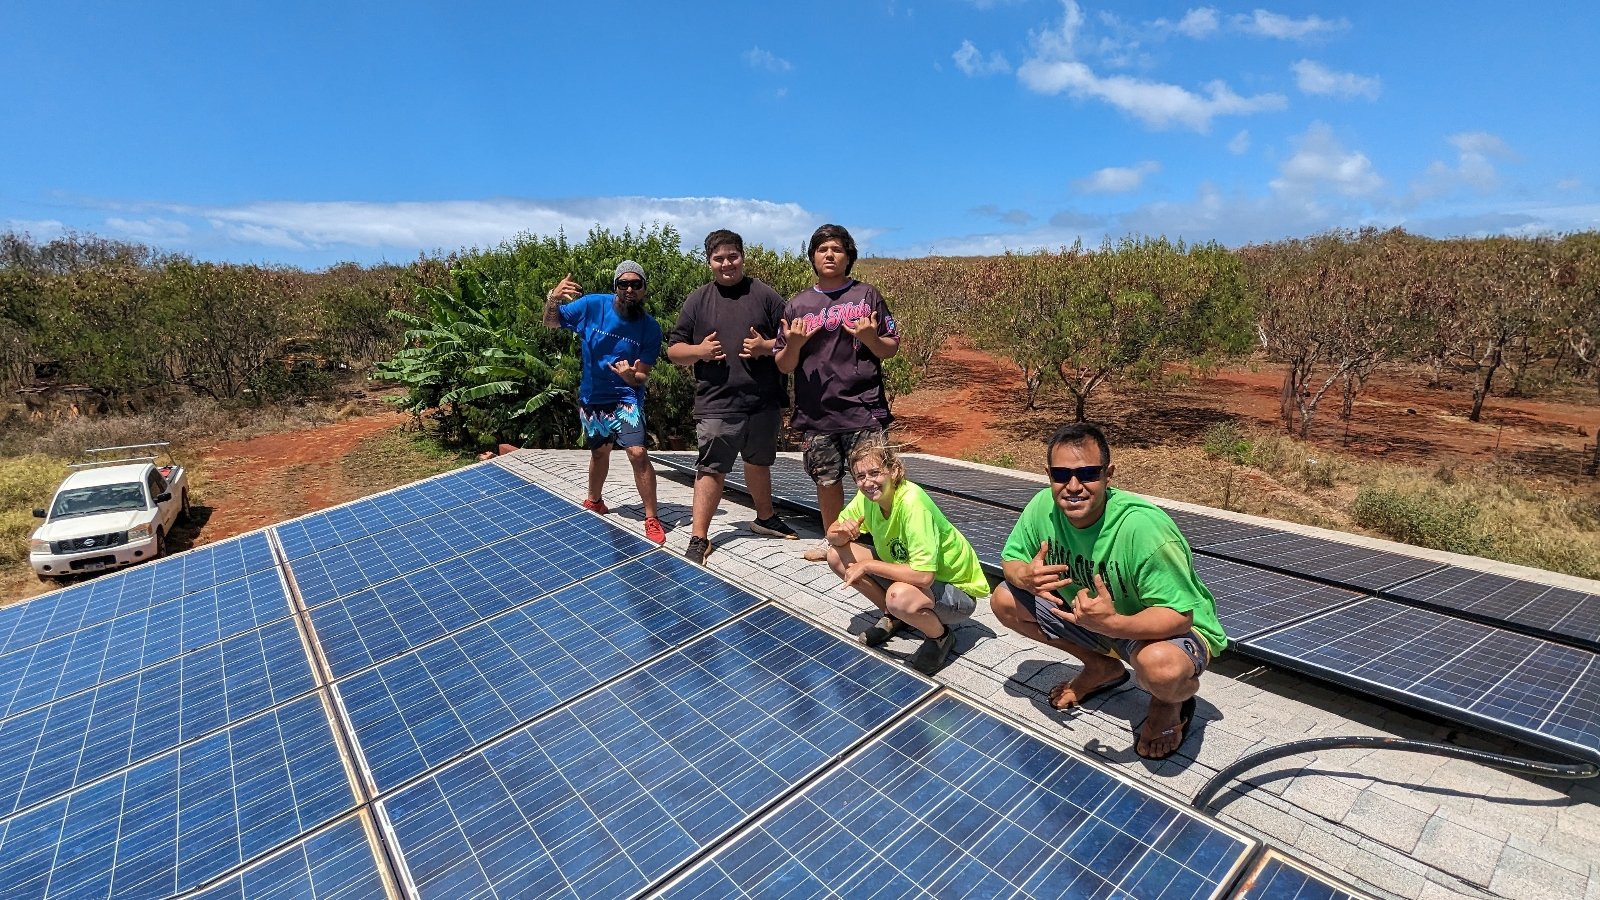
[858,614,905,647]
[749,515,798,539]
[684,535,710,564]
[910,627,958,675]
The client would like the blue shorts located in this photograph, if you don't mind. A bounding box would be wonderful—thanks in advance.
[579,402,646,450]
[1012,588,1210,678]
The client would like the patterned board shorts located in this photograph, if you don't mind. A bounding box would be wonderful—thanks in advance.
[1013,587,1210,678]
[801,426,887,487]
[579,402,646,449]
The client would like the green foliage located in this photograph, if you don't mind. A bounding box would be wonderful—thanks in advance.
[1202,421,1253,466]
[1351,484,1492,555]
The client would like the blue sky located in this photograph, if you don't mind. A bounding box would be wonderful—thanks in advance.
[4,1,1596,268]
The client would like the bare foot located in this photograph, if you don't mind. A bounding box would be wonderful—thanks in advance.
[1047,659,1129,710]
[1136,696,1195,759]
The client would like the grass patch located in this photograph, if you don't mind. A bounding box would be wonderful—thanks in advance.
[0,455,70,567]
[340,426,475,495]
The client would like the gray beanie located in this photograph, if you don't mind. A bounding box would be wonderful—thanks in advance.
[614,260,646,282]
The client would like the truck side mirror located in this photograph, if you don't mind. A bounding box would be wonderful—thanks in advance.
[33,508,45,518]
[155,492,172,504]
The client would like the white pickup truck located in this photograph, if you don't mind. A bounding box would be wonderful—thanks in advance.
[29,443,191,578]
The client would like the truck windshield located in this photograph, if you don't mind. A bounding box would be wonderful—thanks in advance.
[49,484,148,519]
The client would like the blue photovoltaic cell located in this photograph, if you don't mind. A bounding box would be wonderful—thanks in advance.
[0,532,275,656]
[0,616,315,819]
[275,462,529,560]
[287,482,588,607]
[1195,556,1363,642]
[380,606,930,900]
[1231,852,1365,900]
[339,554,762,791]
[1244,599,1600,763]
[901,455,1047,512]
[0,567,290,721]
[653,453,824,514]
[0,693,353,899]
[1197,531,1445,593]
[309,513,658,677]
[189,815,388,900]
[1163,509,1285,550]
[1382,565,1600,650]
[664,694,1251,900]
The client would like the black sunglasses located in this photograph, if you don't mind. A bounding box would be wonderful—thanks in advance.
[1049,465,1106,485]
[614,279,646,290]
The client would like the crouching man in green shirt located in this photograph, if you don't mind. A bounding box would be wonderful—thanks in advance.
[993,423,1227,760]
[825,437,989,675]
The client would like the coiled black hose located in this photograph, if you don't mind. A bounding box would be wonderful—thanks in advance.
[1192,735,1598,811]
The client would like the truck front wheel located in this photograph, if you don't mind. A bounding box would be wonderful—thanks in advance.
[178,491,192,525]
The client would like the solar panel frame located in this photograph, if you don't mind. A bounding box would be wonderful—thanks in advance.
[1196,530,1448,593]
[1195,556,1365,643]
[656,692,1255,900]
[377,605,932,900]
[1229,850,1373,899]
[1381,565,1600,651]
[1240,598,1600,764]
[187,813,391,900]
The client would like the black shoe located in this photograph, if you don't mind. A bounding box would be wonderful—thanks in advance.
[684,535,710,564]
[858,614,905,647]
[910,627,958,675]
[749,515,798,539]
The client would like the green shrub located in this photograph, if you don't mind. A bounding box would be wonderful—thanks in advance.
[1351,484,1492,556]
[1202,421,1252,466]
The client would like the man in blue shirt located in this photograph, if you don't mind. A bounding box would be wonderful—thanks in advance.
[544,260,666,544]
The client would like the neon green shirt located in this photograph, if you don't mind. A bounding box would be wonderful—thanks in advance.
[1001,487,1228,655]
[841,480,990,599]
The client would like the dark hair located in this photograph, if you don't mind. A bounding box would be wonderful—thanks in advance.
[807,224,858,275]
[704,229,743,258]
[1046,422,1111,466]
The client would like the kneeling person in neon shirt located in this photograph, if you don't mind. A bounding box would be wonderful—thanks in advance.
[825,438,989,675]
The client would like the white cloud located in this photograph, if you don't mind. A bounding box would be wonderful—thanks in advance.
[145,196,822,256]
[4,218,65,239]
[1234,10,1349,40]
[1227,129,1251,154]
[1409,132,1517,202]
[953,40,1011,76]
[1151,7,1220,39]
[105,216,191,242]
[1075,161,1161,194]
[1270,122,1384,198]
[1292,60,1380,100]
[743,47,792,73]
[1018,1,1285,131]
[1557,177,1582,192]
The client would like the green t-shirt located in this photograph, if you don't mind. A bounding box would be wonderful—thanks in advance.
[841,481,990,599]
[1001,487,1228,656]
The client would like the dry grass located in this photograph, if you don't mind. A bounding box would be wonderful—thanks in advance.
[0,455,71,567]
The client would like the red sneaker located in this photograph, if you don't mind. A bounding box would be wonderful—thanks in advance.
[582,497,609,515]
[643,516,666,545]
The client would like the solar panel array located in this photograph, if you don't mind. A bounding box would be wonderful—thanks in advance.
[2,460,1287,899]
[1229,851,1368,900]
[653,452,1600,763]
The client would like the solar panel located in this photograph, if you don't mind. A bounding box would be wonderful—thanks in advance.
[306,514,659,677]
[0,532,276,656]
[660,693,1254,900]
[901,454,1047,511]
[1163,508,1285,549]
[1241,598,1600,764]
[275,462,530,560]
[336,554,762,792]
[652,453,825,514]
[0,692,354,899]
[1230,850,1370,899]
[1382,565,1600,650]
[1196,531,1446,593]
[1195,556,1364,642]
[378,605,931,899]
[0,566,291,722]
[286,482,604,607]
[188,814,389,900]
[0,616,314,820]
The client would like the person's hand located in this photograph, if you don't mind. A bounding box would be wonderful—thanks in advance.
[845,310,879,341]
[841,559,874,588]
[609,358,641,383]
[548,274,583,303]
[1053,572,1117,629]
[696,331,725,362]
[740,326,769,359]
[781,317,815,346]
[1018,540,1074,597]
[826,517,863,547]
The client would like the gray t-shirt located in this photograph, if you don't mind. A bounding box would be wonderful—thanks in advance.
[775,279,898,434]
[668,277,788,417]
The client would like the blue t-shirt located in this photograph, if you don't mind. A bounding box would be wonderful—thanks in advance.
[558,293,663,406]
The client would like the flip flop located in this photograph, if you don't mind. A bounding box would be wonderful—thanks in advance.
[1048,670,1130,711]
[1135,696,1197,760]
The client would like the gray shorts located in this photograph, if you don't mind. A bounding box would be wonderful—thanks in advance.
[1012,588,1210,678]
[695,408,781,474]
[870,575,977,625]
